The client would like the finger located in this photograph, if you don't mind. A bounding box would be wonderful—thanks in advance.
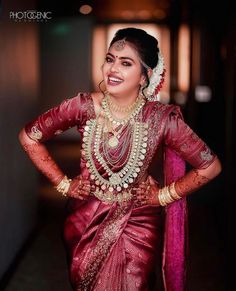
[139,184,148,189]
[81,180,90,186]
[79,186,90,192]
[80,190,90,197]
[148,176,158,186]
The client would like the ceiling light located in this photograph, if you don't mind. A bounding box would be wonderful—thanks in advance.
[79,5,92,15]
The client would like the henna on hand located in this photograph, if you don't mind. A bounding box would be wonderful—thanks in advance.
[175,169,210,197]
[67,175,91,200]
[20,139,64,186]
[134,176,160,206]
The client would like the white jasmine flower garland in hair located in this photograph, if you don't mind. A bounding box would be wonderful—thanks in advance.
[144,52,166,101]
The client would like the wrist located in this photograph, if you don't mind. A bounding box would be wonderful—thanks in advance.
[52,174,67,186]
[55,175,72,196]
[157,182,182,206]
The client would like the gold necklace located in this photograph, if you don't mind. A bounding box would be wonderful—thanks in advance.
[83,119,148,192]
[102,95,145,148]
[103,117,124,148]
[82,104,149,204]
[102,94,145,126]
[107,93,141,113]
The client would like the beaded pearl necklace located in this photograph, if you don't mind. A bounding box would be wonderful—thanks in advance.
[82,95,148,204]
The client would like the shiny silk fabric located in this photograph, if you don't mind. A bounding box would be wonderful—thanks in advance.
[25,93,216,291]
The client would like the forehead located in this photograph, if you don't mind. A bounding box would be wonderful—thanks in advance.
[108,42,140,60]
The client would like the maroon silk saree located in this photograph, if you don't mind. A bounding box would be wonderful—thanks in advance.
[25,93,215,290]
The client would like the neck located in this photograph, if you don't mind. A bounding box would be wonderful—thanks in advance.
[108,90,140,107]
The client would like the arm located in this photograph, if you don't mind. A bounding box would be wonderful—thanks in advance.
[18,128,65,186]
[137,108,222,206]
[175,157,221,197]
[18,94,92,198]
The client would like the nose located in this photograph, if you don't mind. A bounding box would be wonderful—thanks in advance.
[110,60,119,72]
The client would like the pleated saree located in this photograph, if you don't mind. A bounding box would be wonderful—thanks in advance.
[25,92,215,290]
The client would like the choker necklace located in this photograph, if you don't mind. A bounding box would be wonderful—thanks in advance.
[102,93,145,126]
[107,93,141,114]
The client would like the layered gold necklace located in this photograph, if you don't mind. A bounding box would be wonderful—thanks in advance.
[82,93,148,204]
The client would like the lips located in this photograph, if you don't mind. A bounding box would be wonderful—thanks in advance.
[107,74,123,86]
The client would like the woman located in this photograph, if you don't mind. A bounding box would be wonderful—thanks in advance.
[18,28,221,291]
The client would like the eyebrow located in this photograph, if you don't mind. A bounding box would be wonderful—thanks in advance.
[107,52,135,63]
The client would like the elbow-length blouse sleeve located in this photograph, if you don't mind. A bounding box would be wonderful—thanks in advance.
[163,106,216,169]
[24,92,94,142]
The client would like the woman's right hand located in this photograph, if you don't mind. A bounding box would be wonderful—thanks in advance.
[67,175,92,200]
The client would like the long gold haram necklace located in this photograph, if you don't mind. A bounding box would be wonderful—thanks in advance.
[82,96,148,202]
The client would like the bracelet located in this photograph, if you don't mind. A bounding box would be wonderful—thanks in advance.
[169,182,182,200]
[157,182,182,206]
[55,175,72,197]
[158,186,174,206]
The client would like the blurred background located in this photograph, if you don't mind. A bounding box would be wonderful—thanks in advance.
[0,0,235,290]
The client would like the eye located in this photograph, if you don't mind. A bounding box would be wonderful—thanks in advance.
[122,61,132,67]
[105,56,114,63]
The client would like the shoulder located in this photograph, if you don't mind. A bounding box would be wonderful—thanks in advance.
[73,91,104,119]
[91,91,104,116]
[145,101,183,120]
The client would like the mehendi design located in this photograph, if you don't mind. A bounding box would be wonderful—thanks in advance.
[21,142,64,185]
[175,169,210,196]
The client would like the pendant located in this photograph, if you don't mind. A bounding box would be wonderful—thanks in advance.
[108,135,119,148]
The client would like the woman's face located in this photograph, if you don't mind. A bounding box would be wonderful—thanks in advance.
[102,42,145,97]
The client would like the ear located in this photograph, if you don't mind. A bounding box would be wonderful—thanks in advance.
[140,68,153,86]
[147,68,153,78]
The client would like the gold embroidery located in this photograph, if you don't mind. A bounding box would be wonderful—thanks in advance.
[200,147,213,161]
[77,205,130,290]
[55,129,63,135]
[29,124,42,140]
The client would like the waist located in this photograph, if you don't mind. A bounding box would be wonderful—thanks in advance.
[91,173,149,205]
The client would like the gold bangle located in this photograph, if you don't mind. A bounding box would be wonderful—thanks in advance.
[158,188,167,206]
[158,187,174,206]
[55,175,72,197]
[168,182,182,200]
[157,184,179,207]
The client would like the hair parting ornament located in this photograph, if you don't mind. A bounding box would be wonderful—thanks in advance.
[112,38,166,101]
[113,38,126,51]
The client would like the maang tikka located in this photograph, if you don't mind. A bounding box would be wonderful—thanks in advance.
[113,38,126,51]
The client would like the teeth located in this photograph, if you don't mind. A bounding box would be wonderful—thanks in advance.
[109,77,122,82]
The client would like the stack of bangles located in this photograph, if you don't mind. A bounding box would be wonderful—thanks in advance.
[157,182,182,206]
[55,175,72,197]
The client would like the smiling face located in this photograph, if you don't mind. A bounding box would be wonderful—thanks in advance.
[102,42,146,98]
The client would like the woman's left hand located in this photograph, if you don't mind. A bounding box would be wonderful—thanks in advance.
[134,176,160,206]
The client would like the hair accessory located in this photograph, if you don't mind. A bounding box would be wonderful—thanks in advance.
[113,38,126,51]
[143,52,166,101]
